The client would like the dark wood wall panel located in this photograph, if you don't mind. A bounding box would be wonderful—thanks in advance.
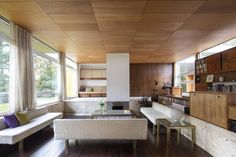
[130,63,173,96]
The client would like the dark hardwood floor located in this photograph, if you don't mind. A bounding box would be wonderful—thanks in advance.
[0,125,212,157]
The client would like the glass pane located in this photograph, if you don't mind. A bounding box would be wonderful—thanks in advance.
[0,41,10,114]
[0,18,10,115]
[32,39,59,61]
[180,76,186,81]
[66,58,77,69]
[66,66,77,98]
[0,19,10,40]
[174,55,195,93]
[199,38,236,59]
[33,51,60,105]
[181,83,194,93]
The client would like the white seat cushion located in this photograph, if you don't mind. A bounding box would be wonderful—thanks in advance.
[140,107,169,125]
[0,112,62,144]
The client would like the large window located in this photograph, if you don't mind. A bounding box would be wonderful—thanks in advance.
[175,56,195,95]
[66,58,77,98]
[199,38,236,59]
[0,18,10,115]
[33,39,60,105]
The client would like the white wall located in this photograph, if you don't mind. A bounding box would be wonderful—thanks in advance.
[80,80,106,87]
[80,64,106,69]
[106,53,130,101]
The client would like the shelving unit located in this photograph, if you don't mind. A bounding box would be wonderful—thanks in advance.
[80,69,106,80]
[79,64,107,97]
[195,47,236,91]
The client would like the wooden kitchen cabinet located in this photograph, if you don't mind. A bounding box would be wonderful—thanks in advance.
[206,53,221,74]
[190,92,236,129]
[80,69,106,80]
[222,47,236,72]
[190,92,206,120]
[205,94,227,128]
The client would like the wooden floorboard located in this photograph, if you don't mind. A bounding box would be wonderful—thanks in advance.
[0,126,212,157]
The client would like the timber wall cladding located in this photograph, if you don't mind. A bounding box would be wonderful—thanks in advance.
[130,63,173,96]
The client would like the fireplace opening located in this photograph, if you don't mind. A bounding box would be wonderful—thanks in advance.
[107,101,129,110]
[112,106,124,110]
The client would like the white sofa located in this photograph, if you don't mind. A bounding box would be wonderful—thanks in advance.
[141,102,171,134]
[0,107,63,151]
[54,119,147,152]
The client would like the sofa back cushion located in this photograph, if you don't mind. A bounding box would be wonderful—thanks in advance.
[54,119,147,140]
[15,112,30,125]
[152,102,172,117]
[27,107,48,119]
[0,117,7,130]
[3,114,20,128]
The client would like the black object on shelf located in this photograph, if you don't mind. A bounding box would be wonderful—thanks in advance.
[184,107,190,115]
[230,120,236,133]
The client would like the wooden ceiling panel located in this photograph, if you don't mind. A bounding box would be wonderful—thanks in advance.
[134,32,170,41]
[132,40,163,48]
[196,0,236,13]
[66,31,102,42]
[1,0,236,63]
[36,1,93,14]
[138,22,183,32]
[91,0,146,9]
[180,13,236,31]
[0,2,61,31]
[50,14,97,24]
[141,14,191,23]
[101,32,134,47]
[97,21,139,32]
[57,23,99,31]
[145,1,206,14]
[104,46,130,53]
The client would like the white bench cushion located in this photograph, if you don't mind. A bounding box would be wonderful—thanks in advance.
[140,107,169,125]
[0,112,63,144]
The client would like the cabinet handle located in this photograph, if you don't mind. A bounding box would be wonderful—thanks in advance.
[216,95,220,99]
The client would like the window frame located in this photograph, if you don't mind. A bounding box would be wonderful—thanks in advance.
[32,38,61,106]
[0,17,10,116]
[198,37,236,59]
[65,57,77,99]
[174,55,196,96]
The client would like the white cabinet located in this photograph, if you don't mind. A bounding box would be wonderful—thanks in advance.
[80,69,106,80]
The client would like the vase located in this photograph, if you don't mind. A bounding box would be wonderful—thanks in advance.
[100,103,104,113]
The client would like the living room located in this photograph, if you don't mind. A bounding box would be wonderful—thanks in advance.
[0,0,236,157]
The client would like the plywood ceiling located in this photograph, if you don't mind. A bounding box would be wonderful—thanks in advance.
[1,0,236,63]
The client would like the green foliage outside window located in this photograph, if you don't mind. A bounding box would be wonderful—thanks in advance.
[33,54,57,91]
[0,41,9,93]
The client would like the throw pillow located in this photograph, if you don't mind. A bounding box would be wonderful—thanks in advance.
[15,112,30,125]
[3,114,20,128]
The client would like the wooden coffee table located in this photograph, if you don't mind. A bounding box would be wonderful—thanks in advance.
[91,110,134,119]
[156,119,196,145]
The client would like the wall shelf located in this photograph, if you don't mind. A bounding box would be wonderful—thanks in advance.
[80,78,106,80]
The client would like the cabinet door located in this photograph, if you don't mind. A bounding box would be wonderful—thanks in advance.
[190,93,206,119]
[206,94,228,129]
[195,83,208,91]
[206,53,221,73]
[222,48,236,71]
[91,70,106,78]
[80,70,91,79]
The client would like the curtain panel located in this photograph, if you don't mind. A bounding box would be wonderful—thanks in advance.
[9,22,36,112]
[59,52,66,100]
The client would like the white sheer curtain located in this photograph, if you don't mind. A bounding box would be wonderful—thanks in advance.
[9,22,36,112]
[59,52,66,100]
